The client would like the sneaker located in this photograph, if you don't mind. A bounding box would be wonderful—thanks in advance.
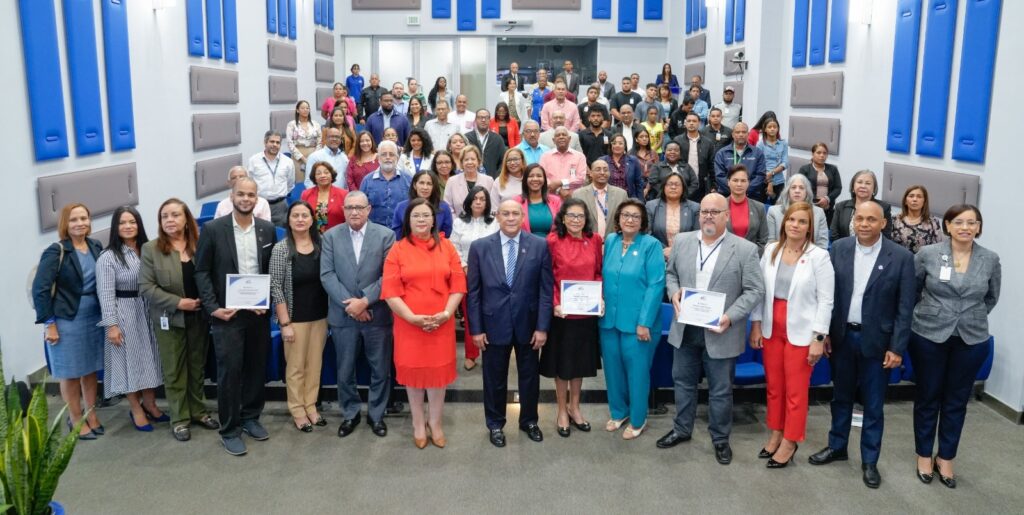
[241,419,269,441]
[221,436,247,456]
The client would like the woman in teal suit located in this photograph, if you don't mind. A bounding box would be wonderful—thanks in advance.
[600,199,666,440]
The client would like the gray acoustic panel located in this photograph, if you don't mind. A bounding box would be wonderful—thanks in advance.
[791,72,844,108]
[789,154,810,174]
[788,116,841,155]
[36,163,139,231]
[684,62,705,84]
[352,0,420,9]
[270,110,293,135]
[269,76,298,104]
[512,0,581,8]
[192,113,241,151]
[724,47,746,76]
[881,162,980,215]
[91,228,110,245]
[316,87,333,109]
[267,40,297,71]
[723,81,744,105]
[315,59,335,83]
[685,34,707,58]
[195,153,243,198]
[314,30,334,56]
[189,66,239,104]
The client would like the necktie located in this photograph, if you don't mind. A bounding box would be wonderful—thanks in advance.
[505,239,517,287]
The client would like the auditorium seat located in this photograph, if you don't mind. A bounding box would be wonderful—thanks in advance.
[287,183,306,205]
[976,336,995,381]
[649,303,676,389]
[197,200,218,227]
[810,357,831,386]
[276,227,286,241]
[734,321,765,386]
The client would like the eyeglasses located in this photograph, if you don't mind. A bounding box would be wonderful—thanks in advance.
[620,213,642,221]
[343,205,370,212]
[564,213,586,221]
[950,220,980,228]
[410,213,433,220]
[506,157,522,162]
[699,209,726,218]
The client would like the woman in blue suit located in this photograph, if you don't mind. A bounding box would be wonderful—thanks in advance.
[600,199,666,440]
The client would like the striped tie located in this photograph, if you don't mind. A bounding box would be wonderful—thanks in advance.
[505,239,517,287]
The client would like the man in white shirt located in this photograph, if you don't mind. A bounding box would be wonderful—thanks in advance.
[424,100,459,150]
[449,94,476,134]
[215,166,272,221]
[596,70,616,100]
[714,86,743,129]
[304,128,349,188]
[247,131,294,227]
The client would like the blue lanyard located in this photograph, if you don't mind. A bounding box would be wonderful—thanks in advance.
[593,189,608,215]
[263,157,279,181]
[699,238,725,271]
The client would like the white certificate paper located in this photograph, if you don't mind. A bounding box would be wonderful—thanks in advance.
[561,280,602,316]
[226,274,271,309]
[677,288,727,329]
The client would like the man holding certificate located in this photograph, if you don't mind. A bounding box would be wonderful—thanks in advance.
[660,193,764,465]
[195,177,277,456]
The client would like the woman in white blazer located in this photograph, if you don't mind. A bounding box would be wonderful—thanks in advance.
[750,202,835,469]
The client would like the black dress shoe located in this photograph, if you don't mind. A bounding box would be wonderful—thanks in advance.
[758,448,775,459]
[384,401,404,416]
[808,447,849,465]
[714,443,733,465]
[557,425,570,438]
[766,444,798,469]
[489,429,506,448]
[313,416,328,427]
[656,430,691,449]
[520,423,544,442]
[862,463,881,489]
[296,422,313,433]
[916,466,934,484]
[370,419,388,437]
[934,462,956,489]
[337,413,361,438]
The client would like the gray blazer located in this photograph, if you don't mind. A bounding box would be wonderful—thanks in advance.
[320,221,396,328]
[912,241,1001,345]
[645,199,700,247]
[573,184,627,236]
[726,198,769,254]
[666,231,765,359]
[765,204,829,249]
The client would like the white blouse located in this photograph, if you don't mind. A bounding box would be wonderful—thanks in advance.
[450,216,499,267]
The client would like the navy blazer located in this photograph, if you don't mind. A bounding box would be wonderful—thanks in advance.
[600,154,645,199]
[366,110,411,146]
[466,231,553,345]
[829,236,916,358]
[193,214,277,322]
[32,238,103,323]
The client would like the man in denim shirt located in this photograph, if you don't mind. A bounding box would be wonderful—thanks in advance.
[713,123,767,201]
[359,141,412,227]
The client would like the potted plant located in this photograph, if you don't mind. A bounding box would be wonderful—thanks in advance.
[0,352,85,515]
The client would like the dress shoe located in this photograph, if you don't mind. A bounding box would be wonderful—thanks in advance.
[656,430,691,449]
[67,418,97,440]
[241,419,269,441]
[605,418,628,432]
[414,436,428,449]
[384,401,404,416]
[295,422,314,433]
[808,447,848,465]
[370,419,388,437]
[129,412,154,432]
[195,415,221,430]
[714,443,733,465]
[520,424,544,442]
[142,405,171,423]
[766,444,798,469]
[489,429,506,448]
[569,418,591,432]
[862,463,881,489]
[430,432,447,448]
[172,425,192,442]
[221,436,247,456]
[934,461,956,489]
[312,415,328,427]
[916,466,934,484]
[557,425,571,438]
[337,413,361,438]
[758,448,775,459]
[88,421,105,436]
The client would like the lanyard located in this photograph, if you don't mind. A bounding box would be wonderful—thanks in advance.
[593,189,608,215]
[732,148,743,166]
[699,238,725,271]
[263,157,279,181]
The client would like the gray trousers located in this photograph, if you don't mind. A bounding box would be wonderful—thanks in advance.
[672,326,736,444]
[268,199,288,227]
[332,324,392,422]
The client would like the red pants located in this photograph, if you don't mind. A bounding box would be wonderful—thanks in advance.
[763,299,813,442]
[461,297,480,361]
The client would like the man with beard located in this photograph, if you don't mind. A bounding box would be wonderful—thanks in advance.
[246,131,294,227]
[366,92,411,146]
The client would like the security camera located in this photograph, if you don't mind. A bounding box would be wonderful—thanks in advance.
[733,50,745,60]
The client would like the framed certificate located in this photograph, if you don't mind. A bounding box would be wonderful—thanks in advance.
[225,274,271,309]
[560,280,602,316]
[676,287,727,329]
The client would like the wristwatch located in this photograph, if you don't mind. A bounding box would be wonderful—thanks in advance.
[814,333,826,342]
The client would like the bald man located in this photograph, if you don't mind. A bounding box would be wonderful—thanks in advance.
[214,166,272,221]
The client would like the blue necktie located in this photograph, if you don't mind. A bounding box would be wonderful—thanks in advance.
[505,239,517,287]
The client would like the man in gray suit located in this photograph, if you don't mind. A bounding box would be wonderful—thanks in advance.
[658,193,765,465]
[321,191,396,439]
[572,159,626,237]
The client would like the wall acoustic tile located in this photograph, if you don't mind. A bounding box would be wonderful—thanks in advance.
[192,113,241,151]
[269,75,298,104]
[195,153,243,197]
[790,71,844,108]
[190,66,239,104]
[513,0,581,7]
[315,59,335,82]
[314,29,334,55]
[267,40,297,71]
[685,33,707,58]
[723,46,745,76]
[788,116,840,154]
[352,0,421,9]
[881,162,979,214]
[37,163,138,231]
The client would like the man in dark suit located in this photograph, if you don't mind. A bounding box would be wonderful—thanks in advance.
[467,199,553,448]
[556,59,581,98]
[672,111,717,199]
[466,108,508,178]
[194,177,277,456]
[321,191,396,438]
[808,201,915,488]
[501,61,527,92]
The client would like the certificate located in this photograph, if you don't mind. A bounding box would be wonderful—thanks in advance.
[225,274,271,310]
[560,280,602,316]
[677,288,727,329]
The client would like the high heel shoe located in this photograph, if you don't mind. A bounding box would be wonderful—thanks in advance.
[142,405,170,423]
[129,412,154,432]
[414,436,428,449]
[758,447,775,459]
[430,433,447,448]
[88,420,105,436]
[557,425,571,438]
[916,464,934,484]
[767,444,798,469]
[622,423,646,440]
[934,460,956,489]
[67,418,97,441]
[568,413,592,432]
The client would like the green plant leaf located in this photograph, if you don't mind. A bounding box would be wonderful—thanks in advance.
[4,415,28,515]
[34,428,81,513]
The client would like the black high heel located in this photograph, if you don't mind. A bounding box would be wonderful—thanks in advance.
[67,417,97,441]
[934,460,956,489]
[758,447,776,459]
[557,425,570,438]
[766,443,798,469]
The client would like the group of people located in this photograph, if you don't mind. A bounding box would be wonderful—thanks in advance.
[30,63,1000,493]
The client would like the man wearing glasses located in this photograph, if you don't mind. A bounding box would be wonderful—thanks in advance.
[304,128,350,188]
[359,141,411,227]
[515,120,549,166]
[321,191,397,439]
[659,193,765,465]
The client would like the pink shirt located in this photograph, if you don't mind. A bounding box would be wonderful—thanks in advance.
[540,99,581,131]
[539,148,589,193]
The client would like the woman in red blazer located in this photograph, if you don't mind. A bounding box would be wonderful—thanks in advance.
[490,102,521,147]
[301,161,348,233]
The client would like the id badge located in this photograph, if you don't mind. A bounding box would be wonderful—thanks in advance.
[603,135,609,145]
[715,133,722,141]
[160,315,170,331]
[939,266,952,282]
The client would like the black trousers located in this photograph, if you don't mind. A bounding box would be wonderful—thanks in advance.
[482,341,539,431]
[211,311,270,437]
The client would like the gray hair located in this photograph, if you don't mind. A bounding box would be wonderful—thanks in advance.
[378,140,399,154]
[344,190,368,204]
[778,174,815,211]
[849,169,879,197]
[522,120,540,131]
[264,130,282,142]
[227,165,247,180]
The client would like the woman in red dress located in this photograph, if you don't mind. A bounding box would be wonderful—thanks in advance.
[382,198,467,449]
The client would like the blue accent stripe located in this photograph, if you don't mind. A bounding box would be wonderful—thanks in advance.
[644,0,663,20]
[886,0,923,153]
[593,0,612,19]
[482,0,500,19]
[792,0,809,67]
[18,0,68,161]
[277,0,287,36]
[691,0,700,31]
[186,0,204,56]
[735,0,746,41]
[952,0,1002,163]
[206,0,223,59]
[433,0,451,18]
[266,0,276,33]
[287,0,296,39]
[619,0,638,32]
[62,0,105,155]
[327,0,334,29]
[100,0,136,151]
[700,0,708,28]
[685,0,693,33]
[314,0,322,25]
[724,0,734,44]
[829,0,850,62]
[223,0,238,62]
[809,0,828,65]
[457,0,475,30]
[916,0,958,158]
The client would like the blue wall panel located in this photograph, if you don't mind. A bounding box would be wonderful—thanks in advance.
[223,0,238,62]
[691,0,700,31]
[433,0,451,18]
[886,0,923,153]
[186,0,204,56]
[457,0,476,30]
[205,0,223,59]
[915,0,958,157]
[952,0,1002,163]
[700,0,708,28]
[101,0,136,151]
[277,0,287,36]
[287,0,296,39]
[327,0,334,29]
[792,0,809,67]
[685,0,693,33]
[314,0,322,25]
[808,0,828,65]
[724,0,734,44]
[482,0,500,18]
[266,0,276,33]
[619,0,638,32]
[644,0,663,20]
[829,0,850,62]
[62,0,105,155]
[593,0,612,19]
[735,0,746,41]
[18,0,69,161]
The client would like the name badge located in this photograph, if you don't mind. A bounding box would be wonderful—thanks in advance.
[584,106,589,113]
[160,315,170,331]
[939,266,952,282]
[715,133,721,141]
[603,135,609,144]
[629,98,635,104]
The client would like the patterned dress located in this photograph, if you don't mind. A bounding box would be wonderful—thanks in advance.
[891,215,945,254]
